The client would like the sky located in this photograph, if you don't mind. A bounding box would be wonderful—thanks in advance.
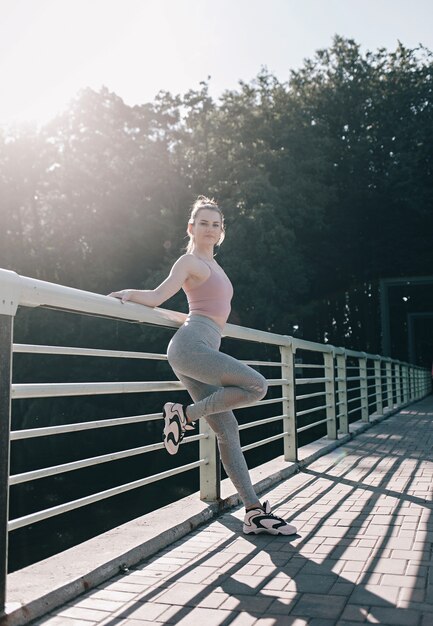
[1,0,432,126]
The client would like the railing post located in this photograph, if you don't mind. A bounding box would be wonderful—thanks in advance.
[199,420,220,502]
[402,364,409,404]
[413,368,419,400]
[324,350,337,439]
[280,342,298,462]
[395,362,403,407]
[374,357,383,417]
[359,354,369,422]
[386,360,393,410]
[0,314,13,615]
[409,366,414,401]
[336,351,348,434]
[421,370,427,396]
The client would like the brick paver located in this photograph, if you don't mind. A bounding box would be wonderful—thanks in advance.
[34,396,433,625]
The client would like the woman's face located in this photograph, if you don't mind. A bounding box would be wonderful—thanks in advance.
[189,208,223,246]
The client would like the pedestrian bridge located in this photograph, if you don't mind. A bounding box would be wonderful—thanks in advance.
[0,268,431,626]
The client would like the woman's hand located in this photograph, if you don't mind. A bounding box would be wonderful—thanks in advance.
[107,289,136,303]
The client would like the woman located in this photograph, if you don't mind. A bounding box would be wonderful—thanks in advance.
[109,196,296,536]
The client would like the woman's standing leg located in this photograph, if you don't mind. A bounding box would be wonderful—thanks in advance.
[175,371,260,509]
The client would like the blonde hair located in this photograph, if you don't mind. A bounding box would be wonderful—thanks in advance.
[186,195,225,254]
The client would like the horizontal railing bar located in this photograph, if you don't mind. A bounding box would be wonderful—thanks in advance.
[247,396,287,407]
[347,386,362,393]
[9,433,206,485]
[241,360,282,367]
[296,391,327,401]
[348,406,361,415]
[346,376,361,382]
[12,380,185,399]
[238,414,284,431]
[241,432,286,452]
[2,268,297,348]
[13,344,167,360]
[267,379,289,386]
[12,377,281,400]
[294,364,324,369]
[8,459,206,531]
[346,350,382,360]
[296,404,330,418]
[291,337,334,354]
[8,272,430,367]
[10,413,162,440]
[295,377,330,385]
[297,417,330,433]
[347,395,362,404]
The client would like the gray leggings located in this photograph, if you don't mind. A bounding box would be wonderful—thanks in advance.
[167,314,268,508]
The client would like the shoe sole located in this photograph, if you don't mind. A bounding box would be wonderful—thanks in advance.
[243,527,297,536]
[243,521,297,535]
[163,404,181,455]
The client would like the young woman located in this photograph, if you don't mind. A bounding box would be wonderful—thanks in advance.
[109,196,296,536]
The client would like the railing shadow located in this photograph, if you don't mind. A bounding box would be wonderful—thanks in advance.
[85,398,433,625]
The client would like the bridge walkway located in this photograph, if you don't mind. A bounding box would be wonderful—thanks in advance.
[34,395,433,626]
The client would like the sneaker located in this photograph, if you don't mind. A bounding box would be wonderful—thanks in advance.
[162,402,195,455]
[243,500,297,536]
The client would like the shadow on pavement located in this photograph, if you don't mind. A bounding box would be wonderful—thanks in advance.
[77,399,433,625]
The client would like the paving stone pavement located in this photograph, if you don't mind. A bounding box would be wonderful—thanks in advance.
[33,396,433,626]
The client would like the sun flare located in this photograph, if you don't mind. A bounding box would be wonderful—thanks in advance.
[0,0,160,127]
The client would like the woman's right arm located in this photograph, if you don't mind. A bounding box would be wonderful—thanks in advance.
[108,255,193,307]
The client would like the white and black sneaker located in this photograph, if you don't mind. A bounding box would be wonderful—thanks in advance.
[243,500,297,536]
[162,402,195,455]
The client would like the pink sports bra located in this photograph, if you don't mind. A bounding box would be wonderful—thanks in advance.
[183,259,233,323]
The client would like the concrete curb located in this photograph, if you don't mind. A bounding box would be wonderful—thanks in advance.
[1,397,427,626]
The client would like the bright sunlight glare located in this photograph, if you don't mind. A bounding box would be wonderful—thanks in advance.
[0,0,177,126]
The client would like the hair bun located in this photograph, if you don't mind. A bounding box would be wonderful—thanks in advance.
[196,195,218,206]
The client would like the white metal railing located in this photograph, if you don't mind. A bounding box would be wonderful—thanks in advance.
[0,267,431,612]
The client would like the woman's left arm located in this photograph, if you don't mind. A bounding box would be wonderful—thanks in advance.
[108,255,192,307]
